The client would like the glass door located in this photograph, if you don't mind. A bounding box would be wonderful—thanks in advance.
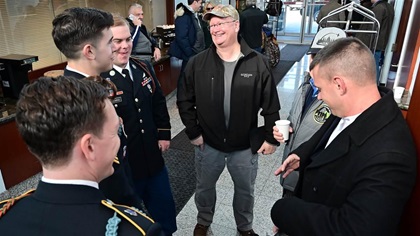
[277,0,326,44]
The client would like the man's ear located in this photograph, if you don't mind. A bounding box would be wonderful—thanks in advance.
[333,76,347,96]
[80,133,95,161]
[82,44,96,60]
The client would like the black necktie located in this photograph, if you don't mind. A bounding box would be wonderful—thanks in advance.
[122,69,132,81]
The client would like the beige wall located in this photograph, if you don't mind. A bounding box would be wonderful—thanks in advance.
[0,0,166,70]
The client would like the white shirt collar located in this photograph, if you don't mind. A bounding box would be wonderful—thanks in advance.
[41,176,99,189]
[65,65,90,78]
[113,62,134,81]
[325,113,361,148]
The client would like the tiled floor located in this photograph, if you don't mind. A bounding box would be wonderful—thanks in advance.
[0,52,311,236]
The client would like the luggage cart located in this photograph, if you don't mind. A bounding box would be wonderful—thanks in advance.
[317,1,380,52]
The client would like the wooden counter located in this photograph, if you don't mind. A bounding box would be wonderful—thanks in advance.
[0,99,41,188]
[153,56,182,96]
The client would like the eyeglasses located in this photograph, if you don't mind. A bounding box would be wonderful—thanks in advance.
[208,20,237,30]
[206,7,214,11]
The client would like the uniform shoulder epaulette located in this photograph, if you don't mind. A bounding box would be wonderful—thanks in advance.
[0,189,35,218]
[130,58,157,93]
[101,199,156,235]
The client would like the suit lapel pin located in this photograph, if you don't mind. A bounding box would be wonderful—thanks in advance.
[109,70,115,76]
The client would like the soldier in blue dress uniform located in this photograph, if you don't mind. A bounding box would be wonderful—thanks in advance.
[101,14,176,236]
[0,76,164,235]
[52,7,142,209]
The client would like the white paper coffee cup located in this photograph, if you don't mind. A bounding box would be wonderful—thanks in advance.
[275,120,291,141]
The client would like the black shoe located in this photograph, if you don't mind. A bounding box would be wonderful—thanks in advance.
[238,228,259,236]
[193,223,209,236]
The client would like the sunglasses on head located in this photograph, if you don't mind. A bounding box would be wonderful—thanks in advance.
[206,7,214,11]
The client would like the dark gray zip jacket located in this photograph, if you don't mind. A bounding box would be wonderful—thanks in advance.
[177,38,280,152]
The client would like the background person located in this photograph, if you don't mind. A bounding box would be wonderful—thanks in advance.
[271,37,416,236]
[0,76,164,235]
[168,0,205,88]
[177,5,280,236]
[274,28,346,198]
[101,14,176,236]
[239,0,268,53]
[198,0,217,48]
[127,3,161,62]
[316,0,345,29]
[356,0,394,84]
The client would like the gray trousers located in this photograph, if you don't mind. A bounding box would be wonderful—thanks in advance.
[194,143,258,231]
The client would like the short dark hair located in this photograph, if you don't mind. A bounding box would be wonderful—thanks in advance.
[52,7,114,59]
[188,0,196,5]
[16,76,110,167]
[310,37,376,85]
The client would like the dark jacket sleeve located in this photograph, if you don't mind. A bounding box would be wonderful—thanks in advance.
[145,61,171,140]
[176,58,202,140]
[271,150,416,236]
[260,58,280,144]
[174,15,195,59]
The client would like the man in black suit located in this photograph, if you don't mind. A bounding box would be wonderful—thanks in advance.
[51,7,142,209]
[271,37,416,236]
[0,76,163,235]
[101,14,176,236]
[239,0,268,53]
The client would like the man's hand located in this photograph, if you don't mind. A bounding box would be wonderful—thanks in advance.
[190,135,204,150]
[153,47,161,61]
[132,17,142,26]
[273,125,293,143]
[273,225,279,234]
[257,141,276,155]
[274,154,300,178]
[158,140,170,152]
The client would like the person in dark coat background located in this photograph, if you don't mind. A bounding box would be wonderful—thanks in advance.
[356,0,394,84]
[168,0,205,88]
[271,37,416,236]
[239,0,268,52]
[101,14,176,236]
[51,7,143,210]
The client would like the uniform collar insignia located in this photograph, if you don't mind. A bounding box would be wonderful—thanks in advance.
[124,208,138,216]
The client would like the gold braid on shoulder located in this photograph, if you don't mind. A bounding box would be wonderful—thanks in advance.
[0,189,35,218]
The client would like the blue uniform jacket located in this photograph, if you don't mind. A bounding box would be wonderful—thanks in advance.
[101,59,171,180]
